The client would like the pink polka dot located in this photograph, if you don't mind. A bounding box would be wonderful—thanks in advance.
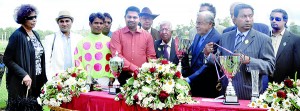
[75,60,80,67]
[94,63,102,71]
[85,53,92,61]
[95,42,103,50]
[79,56,82,62]
[83,42,91,50]
[106,42,110,49]
[95,52,103,60]
[74,47,78,55]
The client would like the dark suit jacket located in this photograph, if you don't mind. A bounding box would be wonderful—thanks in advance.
[4,26,47,100]
[154,39,179,65]
[223,23,270,36]
[219,29,275,100]
[184,28,221,98]
[151,28,160,41]
[271,30,300,83]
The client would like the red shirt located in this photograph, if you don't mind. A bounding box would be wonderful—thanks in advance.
[110,26,156,72]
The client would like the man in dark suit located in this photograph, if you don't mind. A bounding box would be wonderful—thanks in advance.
[223,2,269,36]
[269,9,300,83]
[223,2,270,91]
[154,21,179,65]
[139,7,160,41]
[205,4,275,100]
[183,11,221,98]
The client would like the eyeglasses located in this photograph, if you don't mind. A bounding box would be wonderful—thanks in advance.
[25,16,37,20]
[270,16,282,22]
[159,28,171,32]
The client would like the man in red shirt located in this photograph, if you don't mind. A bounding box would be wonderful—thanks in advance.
[110,6,156,86]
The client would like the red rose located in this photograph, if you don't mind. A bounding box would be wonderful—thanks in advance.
[159,90,169,102]
[175,71,181,78]
[133,94,138,101]
[133,70,139,79]
[55,73,58,76]
[284,79,293,88]
[41,89,45,94]
[71,73,77,77]
[70,90,73,95]
[149,67,156,73]
[161,60,169,65]
[57,85,62,91]
[277,90,286,99]
[118,93,124,100]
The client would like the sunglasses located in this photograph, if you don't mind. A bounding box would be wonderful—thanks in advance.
[25,16,37,20]
[270,16,282,22]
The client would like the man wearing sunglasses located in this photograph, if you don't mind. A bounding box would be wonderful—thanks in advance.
[269,9,300,83]
[44,11,83,81]
[103,12,113,37]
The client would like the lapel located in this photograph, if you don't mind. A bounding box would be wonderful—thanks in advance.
[226,31,237,54]
[276,30,291,60]
[236,29,255,52]
[169,39,176,61]
[191,29,214,66]
[156,40,164,58]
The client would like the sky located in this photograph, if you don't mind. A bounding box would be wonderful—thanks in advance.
[0,0,300,32]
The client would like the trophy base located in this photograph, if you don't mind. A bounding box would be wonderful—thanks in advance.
[223,96,239,105]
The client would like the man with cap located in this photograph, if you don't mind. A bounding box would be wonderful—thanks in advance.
[44,10,83,81]
[139,7,160,41]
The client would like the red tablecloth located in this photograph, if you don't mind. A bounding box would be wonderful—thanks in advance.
[62,91,267,111]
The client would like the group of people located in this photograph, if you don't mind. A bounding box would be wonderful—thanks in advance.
[2,2,300,110]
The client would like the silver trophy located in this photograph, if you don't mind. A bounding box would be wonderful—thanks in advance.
[219,56,240,105]
[176,37,191,72]
[109,51,124,95]
[251,70,259,102]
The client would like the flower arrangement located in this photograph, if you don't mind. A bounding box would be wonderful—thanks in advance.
[114,58,197,110]
[37,67,89,107]
[248,79,300,111]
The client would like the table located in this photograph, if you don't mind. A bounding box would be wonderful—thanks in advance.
[62,91,267,111]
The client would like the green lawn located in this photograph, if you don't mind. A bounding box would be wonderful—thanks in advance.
[0,73,7,109]
[0,41,7,54]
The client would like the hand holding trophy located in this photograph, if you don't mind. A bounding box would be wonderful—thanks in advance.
[109,51,124,95]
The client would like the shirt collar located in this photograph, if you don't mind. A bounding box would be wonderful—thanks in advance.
[236,29,250,37]
[271,28,285,37]
[122,26,142,34]
[160,39,172,47]
[142,27,151,33]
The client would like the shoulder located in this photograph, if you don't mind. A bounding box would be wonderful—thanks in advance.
[223,26,236,33]
[252,29,271,41]
[253,23,268,28]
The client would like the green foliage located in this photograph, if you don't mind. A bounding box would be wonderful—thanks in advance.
[289,22,300,36]
[218,16,233,27]
[0,73,8,109]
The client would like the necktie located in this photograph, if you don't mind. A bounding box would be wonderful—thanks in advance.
[163,44,169,59]
[235,33,244,50]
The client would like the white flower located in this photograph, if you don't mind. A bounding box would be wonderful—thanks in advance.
[133,80,140,88]
[156,64,165,72]
[296,98,300,107]
[137,92,146,100]
[145,76,153,84]
[65,77,77,86]
[49,98,58,106]
[142,86,151,93]
[248,101,257,108]
[37,97,42,105]
[43,99,49,105]
[156,102,165,110]
[162,79,175,94]
[259,103,268,109]
[77,78,86,86]
[282,99,291,108]
[56,93,64,101]
[81,87,89,93]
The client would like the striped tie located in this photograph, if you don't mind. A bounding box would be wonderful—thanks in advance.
[235,33,244,50]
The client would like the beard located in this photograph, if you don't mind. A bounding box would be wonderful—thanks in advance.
[271,24,281,31]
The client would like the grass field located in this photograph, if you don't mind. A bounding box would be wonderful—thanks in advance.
[0,41,7,54]
[0,73,7,110]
